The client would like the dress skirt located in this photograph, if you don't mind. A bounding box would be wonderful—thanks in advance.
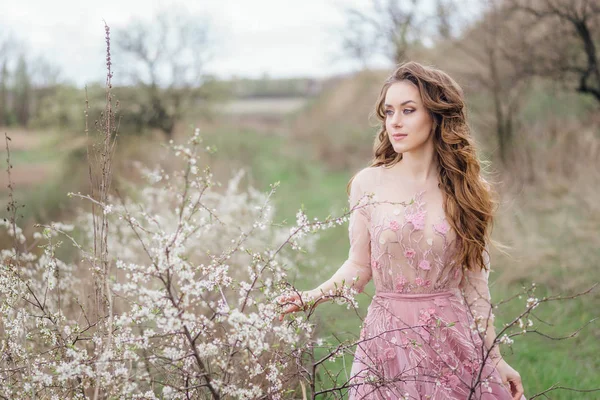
[347,290,527,399]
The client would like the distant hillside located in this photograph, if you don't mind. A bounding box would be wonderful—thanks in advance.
[220,76,324,98]
[288,69,389,171]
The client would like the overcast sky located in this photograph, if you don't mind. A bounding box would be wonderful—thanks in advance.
[1,0,402,87]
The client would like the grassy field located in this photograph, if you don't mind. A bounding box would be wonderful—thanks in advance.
[0,128,85,227]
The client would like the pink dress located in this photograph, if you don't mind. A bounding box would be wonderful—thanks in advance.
[340,166,526,399]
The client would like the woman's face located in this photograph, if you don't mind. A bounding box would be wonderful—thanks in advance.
[384,80,434,154]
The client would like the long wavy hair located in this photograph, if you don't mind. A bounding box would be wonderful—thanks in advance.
[348,61,499,272]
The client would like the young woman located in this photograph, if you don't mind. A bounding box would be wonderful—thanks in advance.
[278,61,526,399]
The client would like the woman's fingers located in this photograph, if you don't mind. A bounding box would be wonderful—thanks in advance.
[278,303,301,321]
[276,294,301,321]
[510,377,524,400]
[276,291,315,321]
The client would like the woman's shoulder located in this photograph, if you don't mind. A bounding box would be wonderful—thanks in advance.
[355,165,381,181]
[353,166,381,189]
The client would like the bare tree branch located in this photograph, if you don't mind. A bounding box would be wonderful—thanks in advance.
[114,7,213,138]
[507,0,600,102]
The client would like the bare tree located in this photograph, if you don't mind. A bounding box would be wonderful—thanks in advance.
[337,0,485,71]
[28,55,61,88]
[13,54,31,126]
[339,16,377,71]
[0,29,62,128]
[447,0,530,164]
[115,7,213,139]
[507,0,600,102]
[435,0,455,40]
[339,0,423,66]
[0,31,17,127]
[0,60,8,127]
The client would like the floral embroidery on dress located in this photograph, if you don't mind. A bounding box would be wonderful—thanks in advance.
[433,220,450,235]
[440,369,462,389]
[382,347,396,361]
[418,260,431,270]
[368,189,458,294]
[418,308,437,325]
[371,259,380,270]
[394,275,408,291]
[405,208,426,230]
[415,277,431,288]
[463,358,483,375]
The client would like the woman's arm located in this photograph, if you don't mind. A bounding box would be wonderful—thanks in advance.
[311,169,373,305]
[459,246,503,362]
[460,247,526,398]
[277,170,372,319]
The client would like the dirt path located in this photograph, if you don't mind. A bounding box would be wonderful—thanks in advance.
[0,127,85,190]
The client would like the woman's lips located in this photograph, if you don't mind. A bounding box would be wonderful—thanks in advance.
[392,134,407,141]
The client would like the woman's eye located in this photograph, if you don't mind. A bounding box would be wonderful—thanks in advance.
[385,109,414,116]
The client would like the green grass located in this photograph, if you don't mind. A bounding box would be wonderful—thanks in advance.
[200,125,351,220]
[0,130,80,224]
[3,132,65,166]
[7,148,59,166]
[493,285,599,399]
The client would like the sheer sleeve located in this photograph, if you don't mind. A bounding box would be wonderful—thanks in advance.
[459,247,495,325]
[347,171,372,272]
[315,170,373,296]
[459,245,502,359]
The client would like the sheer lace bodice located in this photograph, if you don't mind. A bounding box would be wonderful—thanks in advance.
[342,165,495,324]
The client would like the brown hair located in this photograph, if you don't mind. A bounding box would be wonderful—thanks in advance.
[348,61,498,272]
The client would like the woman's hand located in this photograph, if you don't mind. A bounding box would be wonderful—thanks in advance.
[276,289,321,322]
[495,359,525,400]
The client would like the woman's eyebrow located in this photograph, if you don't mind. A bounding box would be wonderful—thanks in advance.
[384,100,416,107]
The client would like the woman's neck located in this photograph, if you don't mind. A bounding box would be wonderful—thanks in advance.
[388,154,439,185]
